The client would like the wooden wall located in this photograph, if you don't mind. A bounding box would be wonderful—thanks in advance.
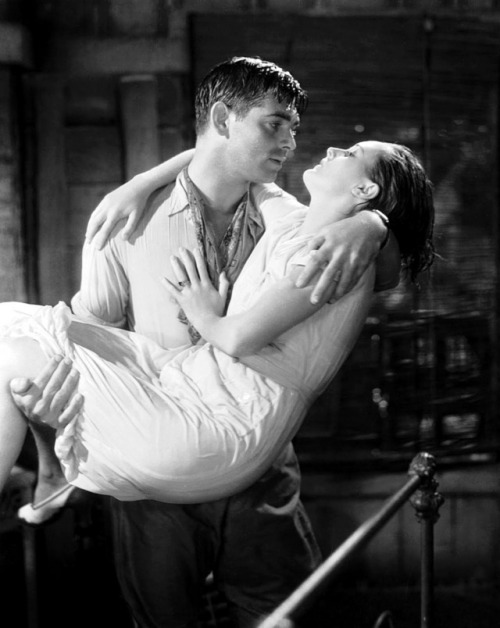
[0,69,27,303]
[21,72,190,305]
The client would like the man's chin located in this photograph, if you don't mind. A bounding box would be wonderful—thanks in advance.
[257,170,279,184]
[245,166,280,185]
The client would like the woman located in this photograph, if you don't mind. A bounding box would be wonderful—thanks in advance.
[0,141,434,523]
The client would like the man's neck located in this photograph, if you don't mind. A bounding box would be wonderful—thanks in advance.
[187,151,250,216]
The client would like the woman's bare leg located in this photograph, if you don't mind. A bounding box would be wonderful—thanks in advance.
[0,337,64,495]
[28,423,68,504]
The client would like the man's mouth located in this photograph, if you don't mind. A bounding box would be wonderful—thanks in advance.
[269,157,285,166]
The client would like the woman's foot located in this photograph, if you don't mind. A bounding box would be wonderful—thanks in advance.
[18,483,77,526]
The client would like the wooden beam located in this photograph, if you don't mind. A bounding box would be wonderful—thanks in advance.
[35,75,71,305]
[0,22,32,67]
[0,68,27,302]
[119,75,160,179]
[43,36,188,75]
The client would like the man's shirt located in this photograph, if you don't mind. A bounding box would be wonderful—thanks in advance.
[71,172,297,349]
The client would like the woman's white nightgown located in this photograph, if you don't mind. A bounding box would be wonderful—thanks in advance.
[0,209,374,503]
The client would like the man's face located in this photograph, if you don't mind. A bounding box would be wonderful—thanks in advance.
[225,93,300,184]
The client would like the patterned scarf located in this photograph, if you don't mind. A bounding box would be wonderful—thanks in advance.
[179,168,265,344]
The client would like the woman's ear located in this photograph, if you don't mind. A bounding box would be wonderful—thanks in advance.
[352,180,380,201]
[211,102,230,136]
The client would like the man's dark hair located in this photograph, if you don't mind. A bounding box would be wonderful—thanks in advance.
[194,56,308,134]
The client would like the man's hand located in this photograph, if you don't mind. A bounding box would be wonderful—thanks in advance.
[296,211,387,303]
[10,355,84,429]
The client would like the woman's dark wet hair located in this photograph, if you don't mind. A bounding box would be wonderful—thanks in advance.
[194,56,308,135]
[365,144,435,283]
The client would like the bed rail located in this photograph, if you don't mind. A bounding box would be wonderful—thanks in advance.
[258,452,444,628]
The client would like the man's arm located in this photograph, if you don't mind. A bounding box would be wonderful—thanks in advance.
[86,155,399,305]
[165,248,373,359]
[12,223,131,425]
[373,231,400,292]
[71,237,130,326]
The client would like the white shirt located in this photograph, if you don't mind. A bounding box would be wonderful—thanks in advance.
[71,174,297,349]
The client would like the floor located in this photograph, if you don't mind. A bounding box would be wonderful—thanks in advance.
[296,585,500,628]
[2,498,500,628]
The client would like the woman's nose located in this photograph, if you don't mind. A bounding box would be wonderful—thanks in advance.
[327,147,348,159]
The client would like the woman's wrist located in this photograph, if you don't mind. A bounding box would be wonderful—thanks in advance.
[132,170,163,191]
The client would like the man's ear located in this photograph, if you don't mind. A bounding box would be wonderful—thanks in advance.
[211,102,231,136]
[352,180,380,201]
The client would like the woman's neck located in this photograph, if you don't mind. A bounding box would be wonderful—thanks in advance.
[299,195,357,235]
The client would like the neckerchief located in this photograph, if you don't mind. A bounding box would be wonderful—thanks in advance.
[178,168,265,344]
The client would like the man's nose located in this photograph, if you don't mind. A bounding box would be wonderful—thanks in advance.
[281,128,297,151]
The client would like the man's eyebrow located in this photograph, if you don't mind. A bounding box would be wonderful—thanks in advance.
[267,111,300,125]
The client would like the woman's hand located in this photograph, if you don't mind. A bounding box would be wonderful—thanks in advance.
[85,175,153,250]
[163,248,230,332]
[85,149,195,250]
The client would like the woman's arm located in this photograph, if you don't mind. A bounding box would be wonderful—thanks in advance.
[86,149,195,249]
[194,271,322,357]
[165,249,333,358]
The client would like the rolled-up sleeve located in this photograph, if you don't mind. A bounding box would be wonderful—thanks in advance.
[71,237,129,328]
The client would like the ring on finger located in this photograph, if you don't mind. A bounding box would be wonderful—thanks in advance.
[178,280,190,288]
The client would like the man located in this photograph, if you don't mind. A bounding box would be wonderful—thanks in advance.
[12,57,395,627]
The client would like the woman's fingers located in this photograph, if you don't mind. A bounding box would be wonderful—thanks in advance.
[121,210,141,242]
[85,207,106,243]
[169,248,211,289]
[178,249,200,284]
[193,248,211,283]
[170,255,189,285]
[218,272,229,301]
[162,277,182,302]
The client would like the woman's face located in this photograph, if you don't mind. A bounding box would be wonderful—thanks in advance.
[304,140,389,199]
